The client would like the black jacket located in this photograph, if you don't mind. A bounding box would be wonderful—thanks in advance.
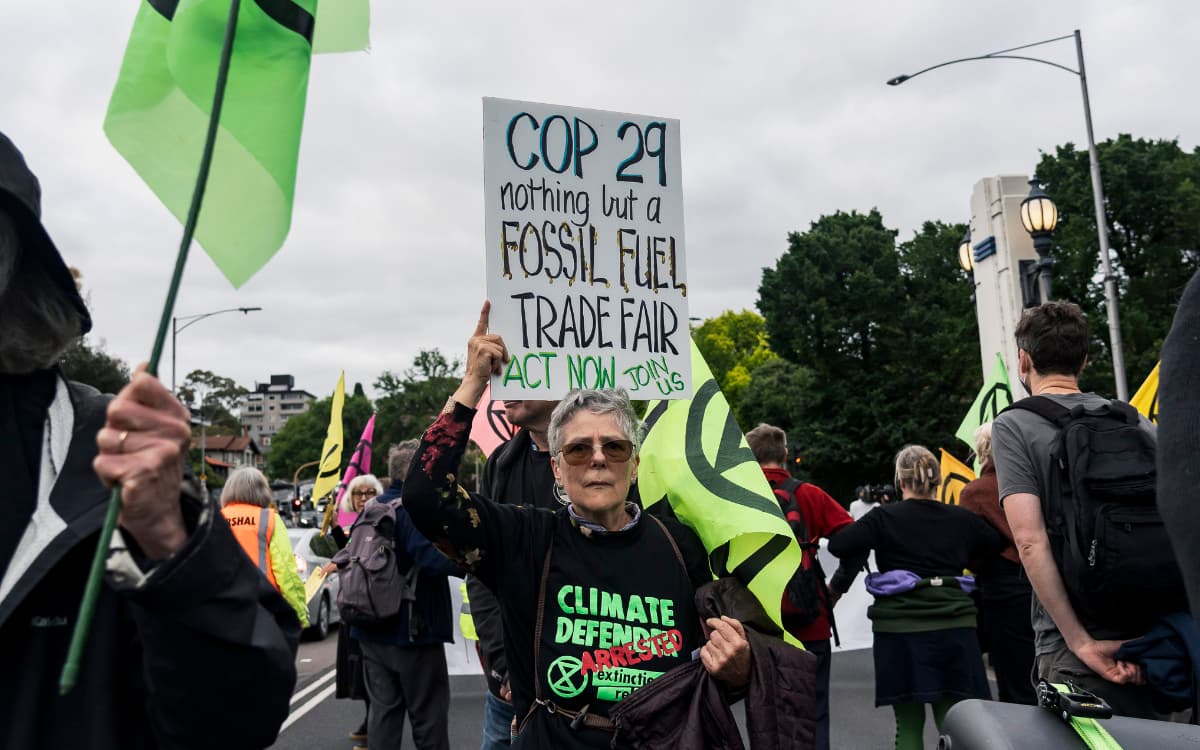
[0,381,300,750]
[610,581,819,750]
[469,429,558,696]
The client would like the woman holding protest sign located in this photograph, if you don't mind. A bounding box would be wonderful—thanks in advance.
[403,302,759,749]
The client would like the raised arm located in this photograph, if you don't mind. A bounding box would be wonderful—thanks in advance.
[403,302,525,586]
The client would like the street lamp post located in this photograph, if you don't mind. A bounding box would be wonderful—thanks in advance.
[1020,178,1059,304]
[888,30,1129,400]
[171,306,262,393]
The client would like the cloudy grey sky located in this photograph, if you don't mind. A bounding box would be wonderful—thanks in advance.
[4,1,1197,399]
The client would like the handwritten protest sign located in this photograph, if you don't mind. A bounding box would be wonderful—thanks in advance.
[483,98,691,399]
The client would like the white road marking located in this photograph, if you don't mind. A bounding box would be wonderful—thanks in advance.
[281,683,337,733]
[290,667,337,706]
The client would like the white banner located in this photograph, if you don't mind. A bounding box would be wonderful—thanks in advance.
[483,97,690,399]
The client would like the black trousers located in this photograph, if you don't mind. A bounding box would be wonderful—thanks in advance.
[978,568,1037,706]
[360,641,451,750]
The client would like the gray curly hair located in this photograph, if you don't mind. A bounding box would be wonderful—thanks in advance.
[547,389,642,457]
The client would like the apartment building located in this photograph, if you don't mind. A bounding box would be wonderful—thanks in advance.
[239,374,316,450]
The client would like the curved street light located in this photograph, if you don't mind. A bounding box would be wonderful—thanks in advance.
[172,306,262,393]
[888,30,1129,399]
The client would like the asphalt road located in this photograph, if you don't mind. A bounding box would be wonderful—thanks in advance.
[269,631,954,749]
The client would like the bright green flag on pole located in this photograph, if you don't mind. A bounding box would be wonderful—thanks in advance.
[956,352,1013,451]
[638,340,804,646]
[104,0,367,287]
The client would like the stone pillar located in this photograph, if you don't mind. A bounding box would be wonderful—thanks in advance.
[968,175,1039,395]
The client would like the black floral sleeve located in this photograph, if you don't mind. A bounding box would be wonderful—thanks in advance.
[403,400,537,586]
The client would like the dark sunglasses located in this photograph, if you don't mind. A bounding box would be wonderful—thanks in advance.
[558,439,635,466]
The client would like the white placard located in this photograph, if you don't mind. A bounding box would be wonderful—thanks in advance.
[483,97,690,400]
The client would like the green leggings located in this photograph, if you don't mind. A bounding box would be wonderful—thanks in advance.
[892,701,956,750]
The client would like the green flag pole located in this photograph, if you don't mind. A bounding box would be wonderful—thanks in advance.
[59,0,244,695]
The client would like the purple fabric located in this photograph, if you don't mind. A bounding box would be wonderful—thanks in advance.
[866,570,976,596]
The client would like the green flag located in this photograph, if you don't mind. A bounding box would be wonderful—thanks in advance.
[638,340,803,646]
[313,0,370,52]
[105,0,366,287]
[956,352,1013,450]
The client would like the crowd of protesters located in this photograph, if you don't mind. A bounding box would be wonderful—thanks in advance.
[3,125,1199,750]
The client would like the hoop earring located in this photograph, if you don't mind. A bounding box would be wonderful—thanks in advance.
[553,482,570,507]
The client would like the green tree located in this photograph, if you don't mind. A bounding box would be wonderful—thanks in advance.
[1034,135,1200,393]
[60,337,131,394]
[373,348,463,450]
[176,369,247,434]
[266,389,374,481]
[755,211,977,501]
[692,310,778,416]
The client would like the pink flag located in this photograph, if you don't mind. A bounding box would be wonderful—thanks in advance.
[336,413,376,529]
[470,383,516,457]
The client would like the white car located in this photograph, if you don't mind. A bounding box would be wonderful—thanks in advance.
[287,528,343,640]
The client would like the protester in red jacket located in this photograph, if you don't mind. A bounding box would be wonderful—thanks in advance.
[746,423,853,750]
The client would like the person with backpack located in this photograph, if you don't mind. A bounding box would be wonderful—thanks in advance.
[994,300,1186,719]
[331,458,464,750]
[829,445,1006,750]
[746,423,852,750]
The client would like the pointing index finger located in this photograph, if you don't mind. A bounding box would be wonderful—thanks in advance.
[473,301,491,337]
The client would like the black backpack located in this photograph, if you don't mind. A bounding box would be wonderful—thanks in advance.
[771,477,839,644]
[1007,396,1187,628]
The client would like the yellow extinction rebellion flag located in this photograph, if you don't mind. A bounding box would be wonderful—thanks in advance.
[638,340,803,646]
[312,371,346,508]
[1130,361,1160,425]
[939,449,976,505]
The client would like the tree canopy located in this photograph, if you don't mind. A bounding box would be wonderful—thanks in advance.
[692,310,778,419]
[265,349,465,485]
[753,212,977,501]
[60,337,131,395]
[176,369,248,434]
[1035,134,1200,392]
[266,388,375,481]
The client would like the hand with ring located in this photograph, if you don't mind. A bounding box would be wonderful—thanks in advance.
[93,363,193,560]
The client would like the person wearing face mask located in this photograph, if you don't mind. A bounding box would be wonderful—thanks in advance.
[402,303,756,749]
[993,301,1166,719]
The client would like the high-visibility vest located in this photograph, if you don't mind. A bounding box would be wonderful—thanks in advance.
[459,580,477,641]
[222,503,278,589]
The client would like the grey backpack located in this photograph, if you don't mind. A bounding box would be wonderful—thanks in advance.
[334,500,419,627]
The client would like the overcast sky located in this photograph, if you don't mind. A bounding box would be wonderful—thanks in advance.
[4,1,1197,400]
